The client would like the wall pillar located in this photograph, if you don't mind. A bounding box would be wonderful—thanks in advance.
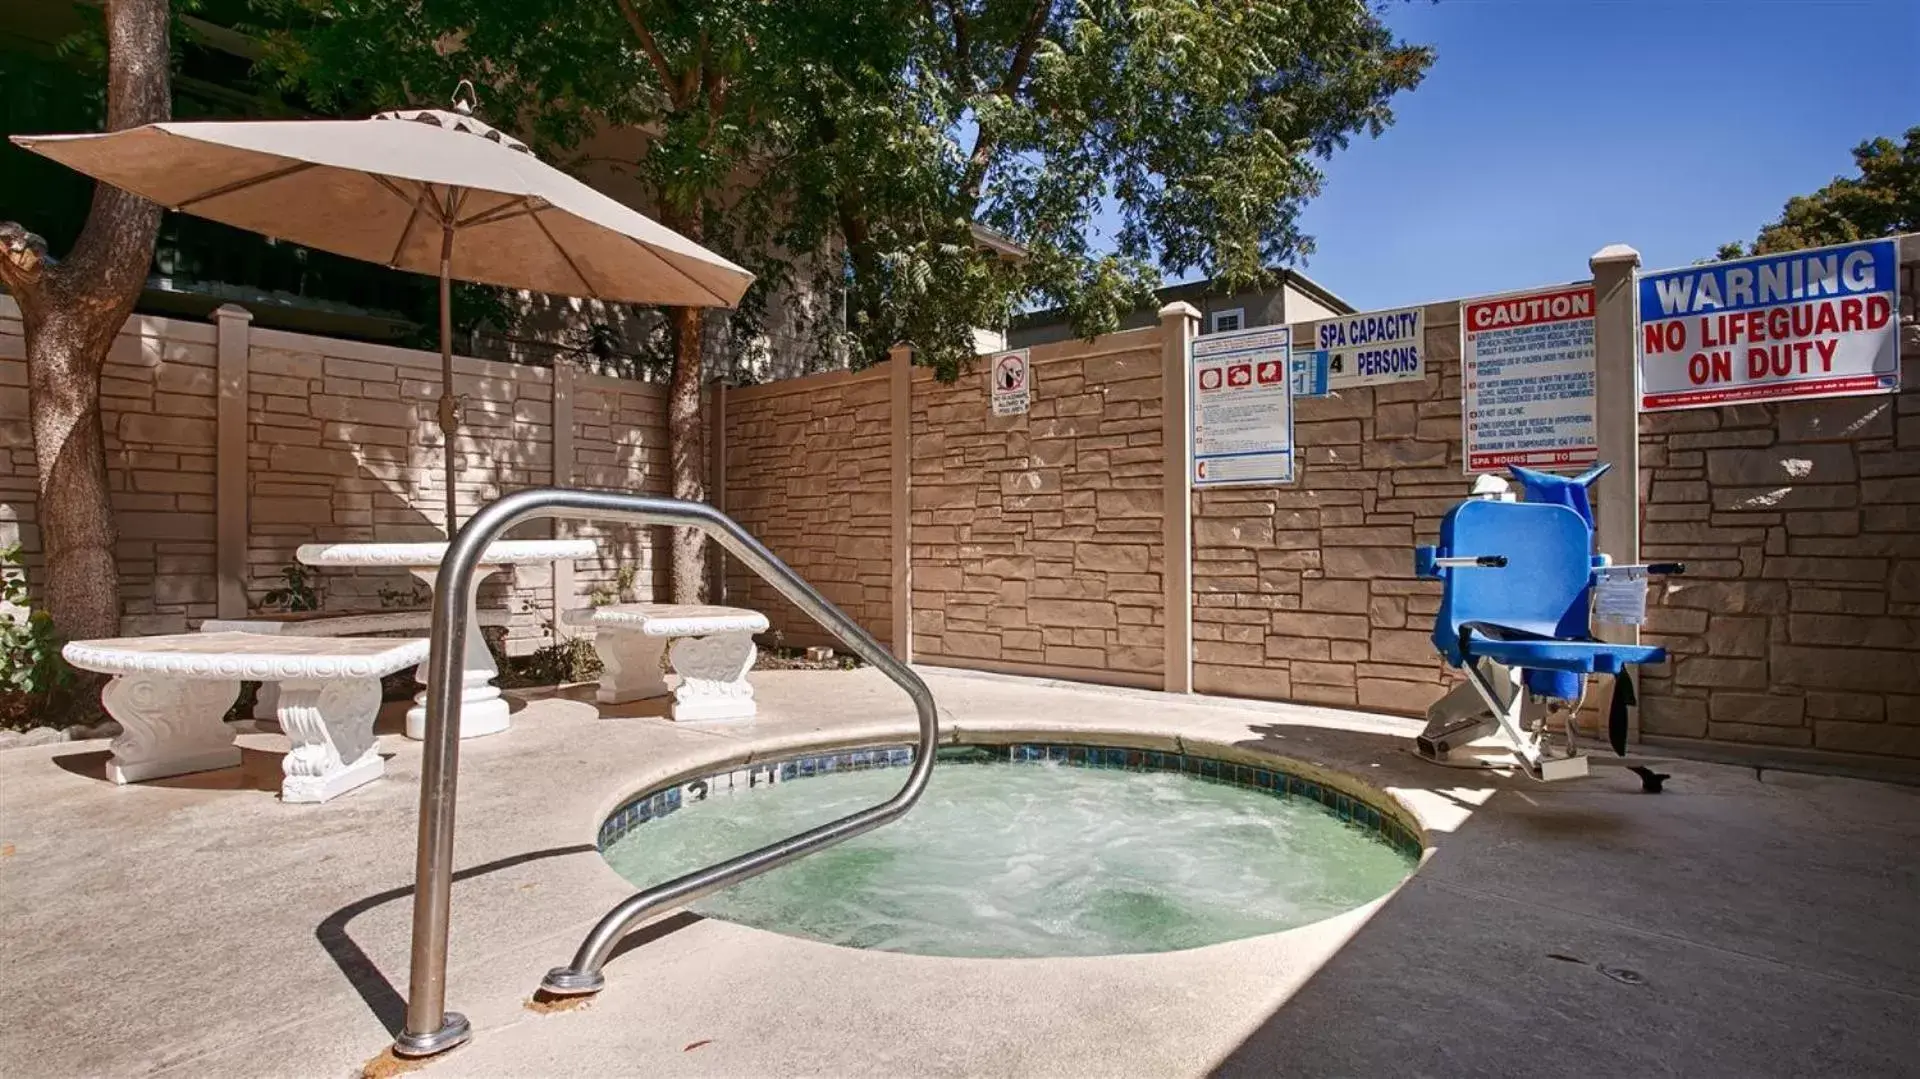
[1159,303,1200,694]
[551,360,577,625]
[708,380,727,601]
[1590,244,1643,739]
[213,303,252,619]
[888,345,913,662]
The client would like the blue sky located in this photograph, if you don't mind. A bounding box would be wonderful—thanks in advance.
[1197,0,1919,311]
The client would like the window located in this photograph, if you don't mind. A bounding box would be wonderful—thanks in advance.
[1210,308,1244,334]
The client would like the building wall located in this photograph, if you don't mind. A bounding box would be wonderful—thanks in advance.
[908,329,1168,686]
[1282,282,1341,325]
[720,367,894,649]
[1008,273,1342,350]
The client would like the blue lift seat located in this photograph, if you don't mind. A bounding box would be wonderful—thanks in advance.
[1415,477,1671,780]
[1430,499,1665,677]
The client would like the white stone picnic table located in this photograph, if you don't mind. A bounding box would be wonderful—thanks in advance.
[296,539,595,739]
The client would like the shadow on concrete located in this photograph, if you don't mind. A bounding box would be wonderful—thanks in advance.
[315,844,703,1037]
[1208,719,1917,1077]
[51,745,289,792]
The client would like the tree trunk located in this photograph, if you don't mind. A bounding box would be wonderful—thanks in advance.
[659,208,707,604]
[665,305,706,603]
[0,0,170,651]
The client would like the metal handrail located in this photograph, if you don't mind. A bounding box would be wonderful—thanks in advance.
[391,489,940,1059]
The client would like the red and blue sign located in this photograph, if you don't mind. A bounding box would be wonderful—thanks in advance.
[1637,239,1900,411]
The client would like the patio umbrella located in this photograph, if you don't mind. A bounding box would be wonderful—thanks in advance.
[13,87,752,533]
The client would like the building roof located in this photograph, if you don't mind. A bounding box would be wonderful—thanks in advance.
[1011,266,1354,332]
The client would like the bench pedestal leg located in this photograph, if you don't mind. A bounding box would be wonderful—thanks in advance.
[406,565,509,740]
[278,678,384,803]
[102,675,242,784]
[668,632,758,723]
[595,629,669,705]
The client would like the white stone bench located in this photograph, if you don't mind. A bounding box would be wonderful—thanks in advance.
[62,632,429,803]
[202,607,510,720]
[562,604,769,722]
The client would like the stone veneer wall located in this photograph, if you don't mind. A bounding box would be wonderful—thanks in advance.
[0,304,221,634]
[0,297,669,651]
[1189,303,1463,714]
[909,328,1167,687]
[720,367,894,649]
[1635,264,1920,759]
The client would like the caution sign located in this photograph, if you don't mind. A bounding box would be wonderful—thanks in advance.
[989,349,1031,416]
[1191,325,1294,487]
[1638,239,1900,411]
[1463,283,1597,474]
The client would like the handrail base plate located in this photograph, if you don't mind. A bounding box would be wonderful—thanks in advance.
[540,967,608,997]
[392,1011,472,1058]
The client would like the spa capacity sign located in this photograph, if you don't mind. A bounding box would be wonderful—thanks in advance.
[1638,239,1900,411]
[1191,325,1294,487]
[1462,283,1598,473]
[989,349,1031,416]
[1299,306,1426,391]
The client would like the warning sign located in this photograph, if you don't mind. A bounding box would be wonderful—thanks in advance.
[1638,239,1900,411]
[1191,325,1294,487]
[989,349,1031,416]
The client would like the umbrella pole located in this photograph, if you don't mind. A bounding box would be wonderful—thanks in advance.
[437,225,458,536]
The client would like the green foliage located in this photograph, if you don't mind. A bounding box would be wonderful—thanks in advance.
[376,580,429,609]
[261,563,319,611]
[252,0,1429,381]
[588,565,640,607]
[0,544,74,705]
[1719,127,1920,259]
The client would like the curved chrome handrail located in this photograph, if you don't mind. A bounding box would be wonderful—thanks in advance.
[391,489,939,1059]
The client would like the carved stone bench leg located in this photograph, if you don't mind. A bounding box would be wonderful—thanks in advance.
[668,632,757,723]
[596,629,669,705]
[102,675,243,784]
[277,678,385,804]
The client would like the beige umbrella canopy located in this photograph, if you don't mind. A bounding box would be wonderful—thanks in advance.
[14,91,752,531]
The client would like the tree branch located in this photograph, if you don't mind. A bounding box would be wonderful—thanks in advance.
[680,29,705,105]
[613,0,681,101]
[999,0,1050,97]
[961,0,1050,207]
[0,222,51,302]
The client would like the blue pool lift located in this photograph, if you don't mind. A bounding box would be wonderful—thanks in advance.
[1414,464,1683,785]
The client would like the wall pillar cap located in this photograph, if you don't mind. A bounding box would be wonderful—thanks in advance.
[1158,301,1202,320]
[211,303,254,323]
[1589,244,1642,268]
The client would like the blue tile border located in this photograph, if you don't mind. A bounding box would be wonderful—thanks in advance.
[598,742,1425,860]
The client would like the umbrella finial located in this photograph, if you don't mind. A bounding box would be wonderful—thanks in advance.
[451,79,477,116]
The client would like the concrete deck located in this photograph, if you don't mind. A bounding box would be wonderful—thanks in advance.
[2,667,1916,1077]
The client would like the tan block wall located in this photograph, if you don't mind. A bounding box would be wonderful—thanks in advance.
[244,329,559,646]
[1190,304,1463,713]
[568,372,671,609]
[910,329,1167,686]
[0,297,669,651]
[1635,257,1920,760]
[722,367,894,649]
[0,304,222,635]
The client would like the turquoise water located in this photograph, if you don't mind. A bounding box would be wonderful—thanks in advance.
[602,758,1415,958]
